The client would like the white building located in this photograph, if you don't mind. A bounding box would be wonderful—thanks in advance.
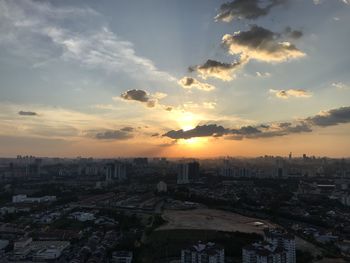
[70,212,95,222]
[12,194,56,203]
[112,251,133,263]
[181,242,224,263]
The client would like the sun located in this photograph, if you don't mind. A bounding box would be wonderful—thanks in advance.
[178,137,207,147]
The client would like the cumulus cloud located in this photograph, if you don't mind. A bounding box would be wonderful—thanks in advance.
[178,77,215,91]
[222,25,305,62]
[215,0,286,23]
[18,111,38,116]
[163,106,350,140]
[120,89,157,108]
[189,59,246,81]
[307,106,350,127]
[270,89,312,99]
[94,129,133,140]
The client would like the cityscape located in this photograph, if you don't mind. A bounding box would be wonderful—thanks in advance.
[1,0,350,262]
[0,155,350,262]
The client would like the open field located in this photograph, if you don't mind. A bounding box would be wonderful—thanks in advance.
[157,208,322,257]
[158,208,275,234]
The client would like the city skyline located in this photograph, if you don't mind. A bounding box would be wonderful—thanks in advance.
[0,0,350,158]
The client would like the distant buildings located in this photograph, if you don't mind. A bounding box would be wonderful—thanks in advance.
[242,229,296,263]
[177,161,199,184]
[181,241,224,263]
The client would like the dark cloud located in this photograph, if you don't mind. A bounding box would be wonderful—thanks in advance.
[222,25,305,62]
[189,59,246,81]
[270,89,312,99]
[231,125,262,135]
[285,27,303,39]
[163,122,312,141]
[120,126,134,132]
[120,89,156,108]
[151,133,160,137]
[18,111,38,116]
[94,129,133,140]
[307,106,350,127]
[178,77,215,91]
[163,124,229,139]
[215,0,286,23]
[162,106,350,141]
[165,106,173,112]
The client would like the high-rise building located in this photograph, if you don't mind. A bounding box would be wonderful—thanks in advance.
[177,161,199,184]
[243,242,286,263]
[242,229,295,263]
[264,229,296,263]
[105,162,127,183]
[181,242,224,263]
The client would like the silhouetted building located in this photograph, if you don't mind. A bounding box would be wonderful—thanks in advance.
[177,161,199,184]
[105,162,127,183]
[133,158,148,166]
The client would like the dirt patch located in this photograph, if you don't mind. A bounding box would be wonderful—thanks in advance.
[158,208,275,234]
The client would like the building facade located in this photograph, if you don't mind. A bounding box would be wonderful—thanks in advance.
[181,242,224,263]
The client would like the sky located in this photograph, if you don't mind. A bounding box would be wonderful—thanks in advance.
[0,0,349,158]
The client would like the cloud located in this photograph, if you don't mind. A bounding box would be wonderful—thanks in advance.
[18,111,38,116]
[120,126,134,132]
[163,106,350,140]
[307,106,350,127]
[94,129,133,140]
[284,27,303,39]
[178,77,215,91]
[222,25,305,62]
[256,71,271,77]
[0,0,174,82]
[313,0,349,5]
[120,89,157,108]
[165,106,173,111]
[163,122,312,140]
[215,0,286,23]
[163,124,229,139]
[332,82,349,90]
[189,59,246,81]
[269,89,312,99]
